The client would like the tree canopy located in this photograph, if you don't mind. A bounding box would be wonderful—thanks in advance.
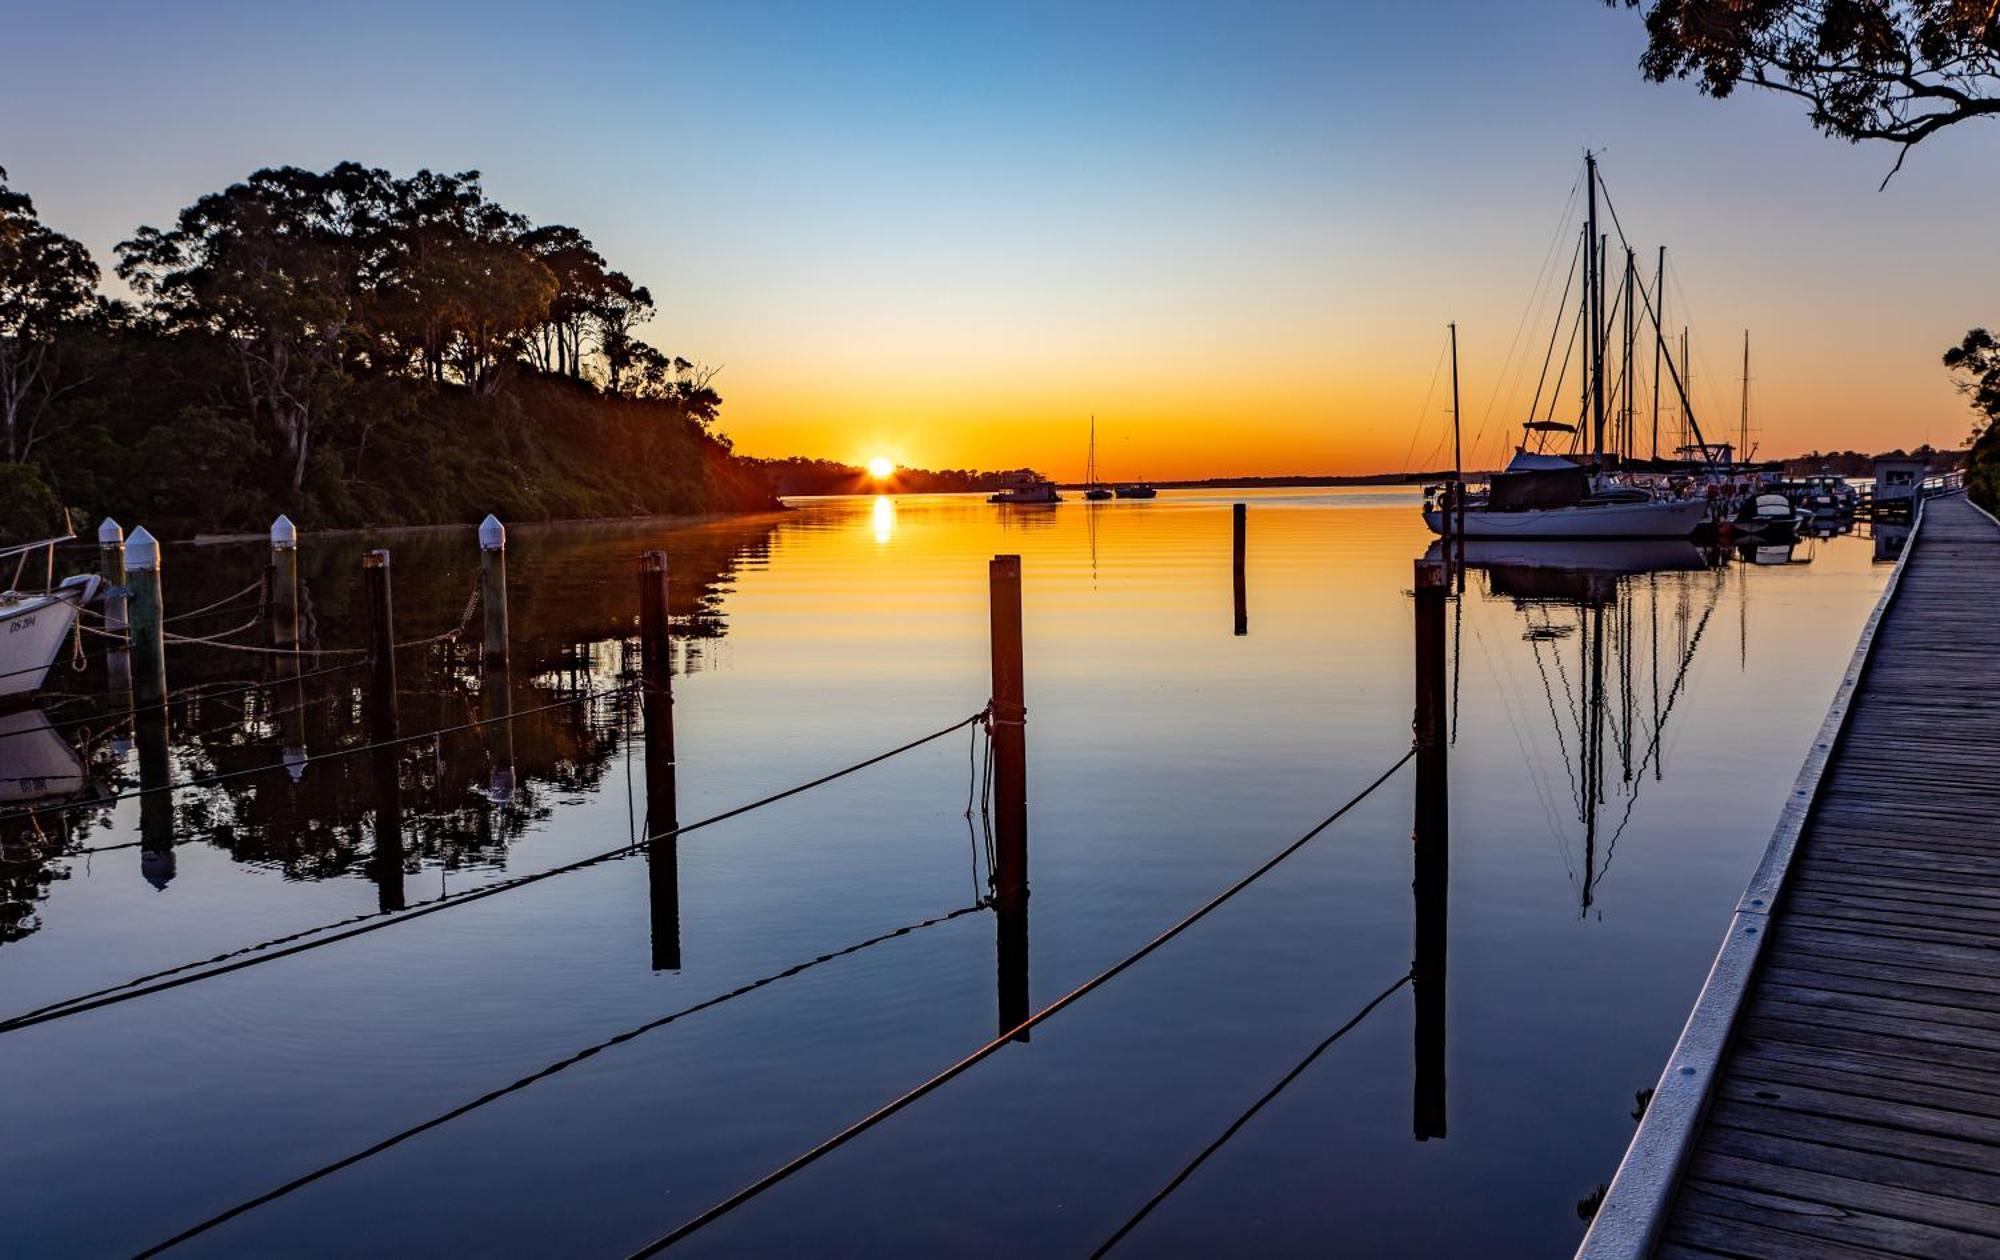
[1611,1,2000,180]
[0,162,773,536]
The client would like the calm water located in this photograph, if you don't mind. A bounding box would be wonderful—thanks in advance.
[0,489,1892,1255]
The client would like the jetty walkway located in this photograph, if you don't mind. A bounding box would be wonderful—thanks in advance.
[1581,492,2000,1258]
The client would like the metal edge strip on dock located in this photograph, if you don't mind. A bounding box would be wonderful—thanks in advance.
[1573,497,1938,1260]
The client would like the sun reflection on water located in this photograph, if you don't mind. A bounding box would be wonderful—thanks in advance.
[871,494,896,544]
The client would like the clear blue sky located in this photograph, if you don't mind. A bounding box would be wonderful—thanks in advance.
[9,1,1996,473]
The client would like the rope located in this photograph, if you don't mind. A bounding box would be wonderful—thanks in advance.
[163,614,264,646]
[394,582,481,649]
[1,708,989,1035]
[130,901,989,1257]
[2,685,636,831]
[1091,973,1413,1256]
[162,578,266,625]
[625,746,1419,1256]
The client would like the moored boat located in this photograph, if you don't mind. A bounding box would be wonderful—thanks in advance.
[988,478,1062,505]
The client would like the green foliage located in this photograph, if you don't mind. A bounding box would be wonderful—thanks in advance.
[0,163,778,541]
[0,461,63,539]
[1947,328,2000,514]
[1611,1,2000,168]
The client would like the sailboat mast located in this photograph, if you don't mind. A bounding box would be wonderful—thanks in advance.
[1586,152,1605,464]
[1449,321,1461,483]
[1652,246,1664,461]
[1623,248,1636,464]
[1739,331,1750,464]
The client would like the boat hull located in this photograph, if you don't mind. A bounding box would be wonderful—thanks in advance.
[0,590,86,701]
[1423,497,1708,540]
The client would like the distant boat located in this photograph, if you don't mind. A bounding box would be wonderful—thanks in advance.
[988,478,1062,505]
[0,534,99,703]
[1083,416,1112,500]
[1731,492,1807,541]
[1113,482,1157,499]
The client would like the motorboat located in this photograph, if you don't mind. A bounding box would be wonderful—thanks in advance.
[1113,483,1157,499]
[0,533,99,703]
[1792,473,1858,515]
[1731,492,1808,541]
[988,478,1062,505]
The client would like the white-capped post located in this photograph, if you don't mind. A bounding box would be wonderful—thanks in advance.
[479,514,509,668]
[126,527,167,705]
[269,515,299,650]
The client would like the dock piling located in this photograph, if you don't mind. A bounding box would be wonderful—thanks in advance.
[362,549,396,739]
[480,515,509,668]
[638,550,681,970]
[989,554,1030,1039]
[1232,502,1248,636]
[269,515,298,650]
[125,527,167,705]
[98,519,131,697]
[1413,555,1450,1140]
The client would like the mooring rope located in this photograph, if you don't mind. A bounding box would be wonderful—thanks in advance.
[130,900,990,1257]
[1091,973,1414,1256]
[0,708,989,1035]
[624,745,1418,1255]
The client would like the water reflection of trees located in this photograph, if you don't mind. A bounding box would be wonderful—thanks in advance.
[0,514,781,947]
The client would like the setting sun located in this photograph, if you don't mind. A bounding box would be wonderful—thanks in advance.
[866,456,895,479]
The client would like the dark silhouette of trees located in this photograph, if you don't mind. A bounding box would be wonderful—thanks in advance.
[0,161,776,536]
[1945,328,2000,510]
[1610,1,2000,182]
[1,167,105,462]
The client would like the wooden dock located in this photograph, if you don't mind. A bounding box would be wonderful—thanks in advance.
[1581,492,2000,1258]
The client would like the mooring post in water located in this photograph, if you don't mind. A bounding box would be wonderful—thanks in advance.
[362,549,397,739]
[989,554,1030,1040]
[125,527,167,706]
[97,518,132,697]
[136,704,175,889]
[268,515,299,650]
[638,549,681,970]
[1412,556,1450,1141]
[479,514,510,668]
[1232,502,1248,636]
[370,735,406,912]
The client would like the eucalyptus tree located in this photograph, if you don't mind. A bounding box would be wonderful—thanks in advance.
[1611,1,2000,182]
[0,167,102,462]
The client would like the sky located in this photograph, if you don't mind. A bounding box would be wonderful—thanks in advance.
[7,1,1997,479]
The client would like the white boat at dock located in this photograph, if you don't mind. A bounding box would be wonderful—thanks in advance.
[0,533,101,704]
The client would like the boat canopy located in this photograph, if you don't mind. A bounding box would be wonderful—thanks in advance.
[1505,450,1582,473]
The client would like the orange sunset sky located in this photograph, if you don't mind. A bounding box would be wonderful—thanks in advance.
[9,3,1997,480]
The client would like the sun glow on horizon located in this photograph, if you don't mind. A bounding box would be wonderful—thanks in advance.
[867,456,896,480]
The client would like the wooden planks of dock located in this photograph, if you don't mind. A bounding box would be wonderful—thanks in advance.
[1655,494,2000,1258]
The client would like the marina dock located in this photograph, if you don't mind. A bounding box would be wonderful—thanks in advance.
[1581,492,2000,1257]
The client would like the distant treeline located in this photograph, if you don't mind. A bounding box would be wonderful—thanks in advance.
[1778,446,1966,479]
[746,457,1046,497]
[0,162,778,539]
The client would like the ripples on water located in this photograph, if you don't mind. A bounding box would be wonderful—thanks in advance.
[0,489,1892,1254]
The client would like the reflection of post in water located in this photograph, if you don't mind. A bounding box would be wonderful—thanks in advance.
[1231,502,1247,637]
[362,549,404,911]
[990,555,1030,1040]
[1582,601,1605,915]
[136,705,174,889]
[639,550,680,971]
[1411,557,1448,1141]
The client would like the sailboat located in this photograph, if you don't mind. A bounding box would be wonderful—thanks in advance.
[1422,153,1711,541]
[1083,416,1112,500]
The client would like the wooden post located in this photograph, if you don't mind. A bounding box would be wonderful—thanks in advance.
[98,519,132,698]
[1413,556,1450,1140]
[1232,502,1248,637]
[125,527,167,706]
[638,550,680,970]
[989,554,1029,1040]
[269,515,299,650]
[479,514,510,668]
[362,550,397,740]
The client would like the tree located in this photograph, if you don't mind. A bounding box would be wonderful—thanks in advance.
[592,271,655,394]
[117,165,380,491]
[1945,328,2000,437]
[0,167,102,461]
[1610,1,2000,182]
[519,224,613,380]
